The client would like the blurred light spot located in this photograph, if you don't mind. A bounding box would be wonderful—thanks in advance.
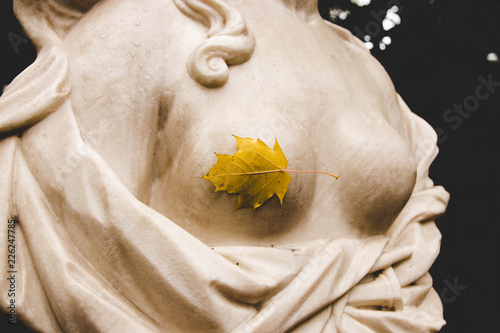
[364,35,371,42]
[383,6,401,31]
[379,36,392,51]
[382,36,392,45]
[487,52,499,63]
[365,42,374,50]
[329,8,350,21]
[351,0,371,6]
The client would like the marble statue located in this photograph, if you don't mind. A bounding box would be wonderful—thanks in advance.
[0,0,449,332]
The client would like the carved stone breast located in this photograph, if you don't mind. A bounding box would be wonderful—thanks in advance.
[65,0,416,246]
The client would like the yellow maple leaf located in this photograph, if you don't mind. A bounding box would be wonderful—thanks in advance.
[203,136,338,210]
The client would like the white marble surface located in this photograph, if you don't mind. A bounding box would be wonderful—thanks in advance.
[0,0,448,331]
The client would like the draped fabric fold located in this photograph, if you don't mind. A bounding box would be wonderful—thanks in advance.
[0,48,69,134]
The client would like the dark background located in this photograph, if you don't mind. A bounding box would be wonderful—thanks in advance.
[1,1,499,332]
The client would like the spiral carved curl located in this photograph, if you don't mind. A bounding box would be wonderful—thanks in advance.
[172,0,256,87]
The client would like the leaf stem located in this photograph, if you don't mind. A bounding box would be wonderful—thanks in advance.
[224,169,338,179]
[284,169,339,179]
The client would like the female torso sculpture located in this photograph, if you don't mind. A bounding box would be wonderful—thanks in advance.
[66,0,416,246]
[0,0,447,331]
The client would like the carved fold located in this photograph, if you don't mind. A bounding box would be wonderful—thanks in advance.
[172,0,256,87]
[0,48,69,135]
[13,0,97,50]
